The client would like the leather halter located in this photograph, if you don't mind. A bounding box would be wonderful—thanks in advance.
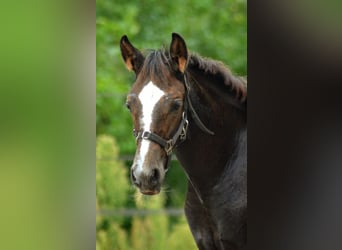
[134,111,188,156]
[133,75,214,167]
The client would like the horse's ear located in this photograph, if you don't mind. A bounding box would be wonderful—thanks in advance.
[170,33,188,73]
[120,35,144,74]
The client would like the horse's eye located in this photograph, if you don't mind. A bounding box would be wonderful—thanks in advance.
[171,100,182,112]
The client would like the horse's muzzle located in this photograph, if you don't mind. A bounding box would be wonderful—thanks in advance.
[131,166,163,195]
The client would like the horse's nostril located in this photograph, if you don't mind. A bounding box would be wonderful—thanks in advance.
[150,168,160,185]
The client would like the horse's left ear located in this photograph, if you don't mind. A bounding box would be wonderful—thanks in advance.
[170,33,188,73]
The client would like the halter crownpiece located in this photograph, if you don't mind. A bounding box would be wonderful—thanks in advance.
[183,75,215,136]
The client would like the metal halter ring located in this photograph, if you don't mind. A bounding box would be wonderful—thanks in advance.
[165,140,174,155]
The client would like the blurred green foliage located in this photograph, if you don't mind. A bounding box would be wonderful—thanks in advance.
[96,135,196,250]
[96,135,130,214]
[96,0,246,249]
[0,2,95,250]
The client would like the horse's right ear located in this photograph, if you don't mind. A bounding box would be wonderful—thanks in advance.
[170,33,188,73]
[120,35,144,74]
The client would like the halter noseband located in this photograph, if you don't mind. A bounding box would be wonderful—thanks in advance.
[133,111,188,156]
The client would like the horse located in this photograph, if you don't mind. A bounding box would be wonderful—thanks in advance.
[120,33,247,250]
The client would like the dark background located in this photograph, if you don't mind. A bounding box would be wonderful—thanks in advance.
[248,1,342,249]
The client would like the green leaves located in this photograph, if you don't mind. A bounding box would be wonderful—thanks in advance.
[96,135,129,210]
[96,135,195,250]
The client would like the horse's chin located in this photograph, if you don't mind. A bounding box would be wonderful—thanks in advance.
[140,189,160,195]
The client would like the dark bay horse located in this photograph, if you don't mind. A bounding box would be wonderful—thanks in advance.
[120,33,247,250]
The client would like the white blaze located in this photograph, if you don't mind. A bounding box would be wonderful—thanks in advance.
[135,81,165,174]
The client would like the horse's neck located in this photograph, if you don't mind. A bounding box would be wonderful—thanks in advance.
[175,72,246,196]
[175,124,246,199]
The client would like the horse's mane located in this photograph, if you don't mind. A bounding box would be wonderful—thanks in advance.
[188,53,247,103]
[140,49,247,103]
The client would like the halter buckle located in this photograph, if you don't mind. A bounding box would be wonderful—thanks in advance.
[141,131,150,140]
[165,139,173,155]
[180,113,189,141]
[134,130,151,142]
